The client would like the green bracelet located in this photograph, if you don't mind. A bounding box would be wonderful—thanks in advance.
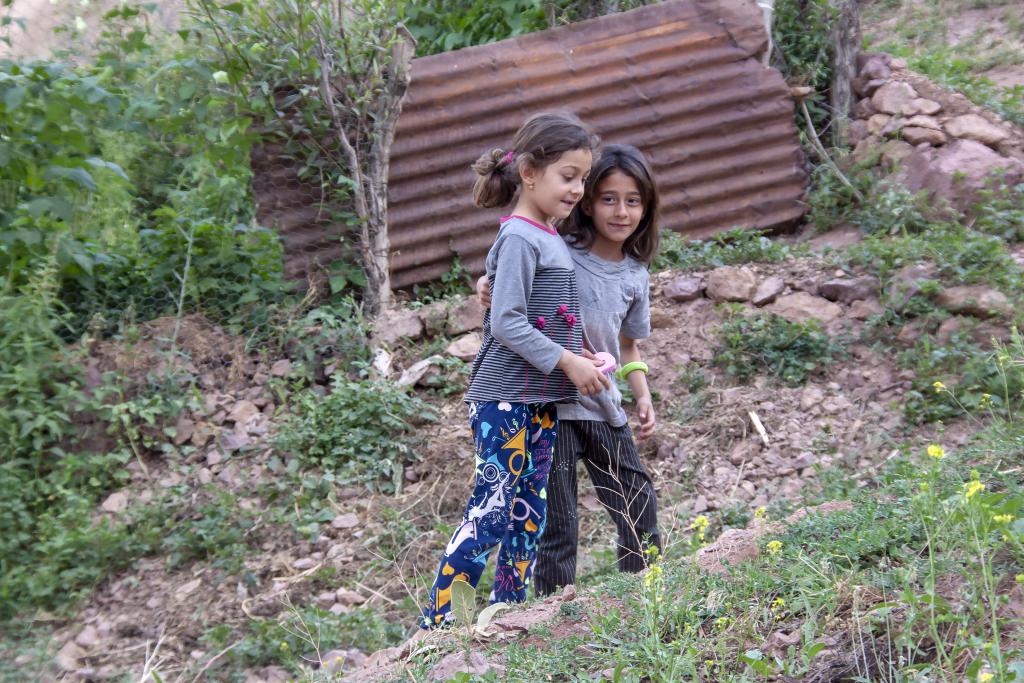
[617,361,649,380]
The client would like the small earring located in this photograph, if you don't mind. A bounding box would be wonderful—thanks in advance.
[527,182,535,191]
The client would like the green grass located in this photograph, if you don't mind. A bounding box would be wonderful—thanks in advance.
[862,0,1024,126]
[384,418,1024,683]
[652,228,803,273]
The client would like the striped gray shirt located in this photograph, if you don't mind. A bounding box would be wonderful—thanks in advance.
[465,216,582,405]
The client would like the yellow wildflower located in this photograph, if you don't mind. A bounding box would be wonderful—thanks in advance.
[766,540,782,556]
[926,444,945,460]
[691,515,710,542]
[771,597,786,610]
[979,393,993,408]
[993,514,1013,524]
[964,480,985,499]
[979,673,993,683]
[754,506,768,519]
[643,564,663,590]
[932,380,946,393]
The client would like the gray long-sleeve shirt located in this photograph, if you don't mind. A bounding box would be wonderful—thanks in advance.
[465,215,583,405]
[556,246,651,426]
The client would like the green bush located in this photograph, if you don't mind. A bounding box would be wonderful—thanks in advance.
[902,329,1024,423]
[158,490,258,572]
[275,375,435,492]
[651,228,795,273]
[846,222,1023,292]
[714,312,840,386]
[806,164,935,235]
[400,0,655,56]
[0,7,284,339]
[972,183,1024,242]
[202,606,405,672]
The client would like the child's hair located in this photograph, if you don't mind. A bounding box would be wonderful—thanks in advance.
[560,143,660,263]
[472,110,599,209]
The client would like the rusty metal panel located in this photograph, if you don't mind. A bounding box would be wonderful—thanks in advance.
[256,0,806,289]
[250,142,349,283]
[387,0,806,289]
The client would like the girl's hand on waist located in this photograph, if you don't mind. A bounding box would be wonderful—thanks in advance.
[635,395,656,440]
[557,350,611,396]
[476,275,491,308]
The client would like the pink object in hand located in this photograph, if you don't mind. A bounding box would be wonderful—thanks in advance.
[594,351,617,375]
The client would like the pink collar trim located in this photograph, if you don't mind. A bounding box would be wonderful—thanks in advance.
[501,214,558,235]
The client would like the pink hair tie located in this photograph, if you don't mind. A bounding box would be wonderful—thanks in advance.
[502,150,515,165]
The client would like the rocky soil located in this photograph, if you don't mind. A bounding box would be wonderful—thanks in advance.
[24,210,1020,682]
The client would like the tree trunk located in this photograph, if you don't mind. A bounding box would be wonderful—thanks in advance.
[360,25,415,320]
[831,0,861,147]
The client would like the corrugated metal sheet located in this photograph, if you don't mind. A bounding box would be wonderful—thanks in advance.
[258,0,807,289]
[387,0,806,289]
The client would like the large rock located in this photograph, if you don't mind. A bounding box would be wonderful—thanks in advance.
[848,298,883,320]
[766,292,842,324]
[751,277,785,306]
[880,140,914,168]
[706,266,757,303]
[101,491,129,514]
[664,275,705,302]
[371,307,425,347]
[446,295,485,335]
[853,98,876,119]
[901,126,947,146]
[227,400,259,426]
[871,81,918,115]
[934,286,1011,319]
[818,276,878,304]
[903,139,1024,211]
[901,98,941,116]
[889,263,937,309]
[900,115,941,130]
[447,332,482,361]
[847,119,870,147]
[54,641,84,672]
[430,652,504,681]
[397,355,444,387]
[943,114,1010,147]
[936,316,1013,347]
[867,113,891,134]
[695,528,762,574]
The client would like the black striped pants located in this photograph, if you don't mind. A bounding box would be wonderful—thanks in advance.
[534,419,661,596]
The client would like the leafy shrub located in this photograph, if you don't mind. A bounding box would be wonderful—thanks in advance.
[972,183,1024,242]
[203,606,405,671]
[275,375,435,492]
[714,312,840,386]
[400,0,656,56]
[157,491,257,572]
[806,164,935,235]
[773,0,838,132]
[400,0,548,55]
[278,299,371,380]
[901,329,1024,423]
[651,228,795,273]
[56,212,287,337]
[846,222,1023,292]
[0,8,282,339]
